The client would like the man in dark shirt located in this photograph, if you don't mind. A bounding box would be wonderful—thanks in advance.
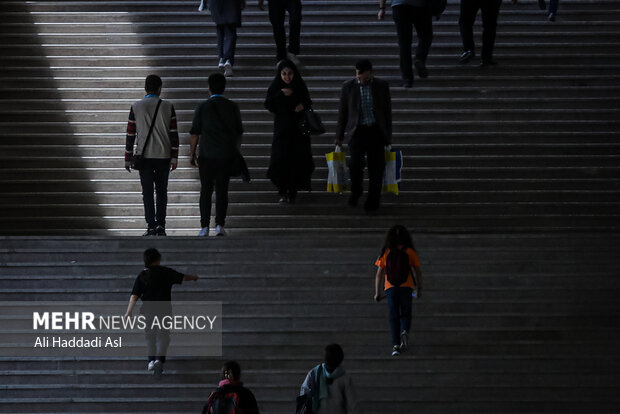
[202,361,260,414]
[189,73,244,237]
[124,248,198,375]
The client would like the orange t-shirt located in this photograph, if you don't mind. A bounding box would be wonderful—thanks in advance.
[375,247,420,290]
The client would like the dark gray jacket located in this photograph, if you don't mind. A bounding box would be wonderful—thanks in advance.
[336,77,392,145]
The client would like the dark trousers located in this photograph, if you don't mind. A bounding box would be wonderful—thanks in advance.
[198,157,231,228]
[145,323,170,363]
[549,0,558,14]
[459,0,502,61]
[386,287,413,347]
[349,125,385,211]
[268,0,302,60]
[392,4,433,82]
[216,23,238,63]
[138,158,170,229]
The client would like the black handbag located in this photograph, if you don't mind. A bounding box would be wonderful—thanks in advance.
[302,107,326,136]
[229,149,251,183]
[131,99,162,171]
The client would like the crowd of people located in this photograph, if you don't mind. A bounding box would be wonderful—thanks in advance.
[125,0,555,236]
[124,224,422,412]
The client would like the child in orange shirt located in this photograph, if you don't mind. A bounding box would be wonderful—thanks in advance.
[374,225,423,356]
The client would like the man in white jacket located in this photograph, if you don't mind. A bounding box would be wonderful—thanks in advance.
[300,344,362,414]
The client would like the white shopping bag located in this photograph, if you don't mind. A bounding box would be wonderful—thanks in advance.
[382,147,403,195]
[326,146,350,193]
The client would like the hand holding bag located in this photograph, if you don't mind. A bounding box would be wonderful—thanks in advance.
[326,145,350,193]
[131,99,162,171]
[382,146,403,195]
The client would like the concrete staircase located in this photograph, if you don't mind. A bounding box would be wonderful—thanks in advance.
[1,0,620,235]
[1,233,619,413]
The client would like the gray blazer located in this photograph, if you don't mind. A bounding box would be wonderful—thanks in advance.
[336,77,392,145]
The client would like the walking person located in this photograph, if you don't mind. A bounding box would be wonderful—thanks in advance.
[189,73,244,237]
[258,0,303,64]
[299,344,361,414]
[378,0,433,87]
[264,59,314,203]
[202,361,260,414]
[124,248,199,376]
[125,74,179,236]
[335,59,392,213]
[458,0,517,66]
[208,0,246,77]
[374,225,423,356]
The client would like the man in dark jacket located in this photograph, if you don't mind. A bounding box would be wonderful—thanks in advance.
[202,361,260,414]
[189,73,244,237]
[335,59,392,213]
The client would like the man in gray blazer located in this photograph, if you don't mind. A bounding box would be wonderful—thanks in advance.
[335,59,392,213]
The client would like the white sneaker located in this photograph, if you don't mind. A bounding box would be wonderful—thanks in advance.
[147,360,156,371]
[198,227,209,237]
[215,225,226,236]
[218,58,225,69]
[224,60,233,77]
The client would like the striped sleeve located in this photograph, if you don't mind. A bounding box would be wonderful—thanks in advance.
[125,106,136,166]
[169,104,179,164]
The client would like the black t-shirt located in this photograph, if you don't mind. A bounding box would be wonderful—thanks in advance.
[131,265,184,302]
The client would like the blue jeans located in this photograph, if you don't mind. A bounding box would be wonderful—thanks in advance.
[138,158,170,229]
[548,0,558,14]
[216,23,237,63]
[386,286,413,346]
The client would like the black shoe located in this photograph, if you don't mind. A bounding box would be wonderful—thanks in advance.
[155,225,166,236]
[548,12,556,21]
[348,194,360,207]
[400,79,413,88]
[538,0,546,9]
[458,50,475,64]
[480,59,498,67]
[414,60,428,78]
[143,228,156,237]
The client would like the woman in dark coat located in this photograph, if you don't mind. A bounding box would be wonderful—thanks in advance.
[209,0,245,77]
[265,59,315,203]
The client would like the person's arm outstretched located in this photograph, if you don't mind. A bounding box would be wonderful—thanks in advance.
[183,274,199,282]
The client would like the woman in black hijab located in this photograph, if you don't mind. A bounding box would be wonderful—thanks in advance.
[265,59,315,203]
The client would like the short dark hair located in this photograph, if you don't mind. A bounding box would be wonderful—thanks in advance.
[222,360,241,381]
[355,59,373,73]
[208,73,226,95]
[143,248,161,267]
[324,343,344,368]
[145,74,162,94]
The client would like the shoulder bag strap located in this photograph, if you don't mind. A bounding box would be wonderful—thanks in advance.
[139,99,162,155]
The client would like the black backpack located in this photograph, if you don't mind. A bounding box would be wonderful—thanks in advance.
[428,0,447,19]
[203,388,242,414]
[385,248,412,287]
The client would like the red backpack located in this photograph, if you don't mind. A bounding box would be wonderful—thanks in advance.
[385,248,412,287]
[203,388,243,414]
